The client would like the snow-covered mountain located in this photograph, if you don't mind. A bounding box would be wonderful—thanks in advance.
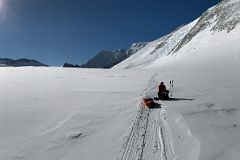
[81,49,127,68]
[127,42,148,56]
[81,42,147,68]
[114,0,240,69]
[0,58,48,67]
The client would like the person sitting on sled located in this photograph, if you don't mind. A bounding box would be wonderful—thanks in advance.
[158,82,169,100]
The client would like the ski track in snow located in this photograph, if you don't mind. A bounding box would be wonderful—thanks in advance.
[119,103,176,160]
[119,75,176,160]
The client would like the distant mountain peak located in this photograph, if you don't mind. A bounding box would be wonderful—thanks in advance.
[80,42,147,68]
[0,58,48,67]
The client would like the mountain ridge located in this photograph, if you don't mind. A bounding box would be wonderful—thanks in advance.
[62,42,148,68]
[0,58,48,67]
[81,42,148,68]
[114,0,240,69]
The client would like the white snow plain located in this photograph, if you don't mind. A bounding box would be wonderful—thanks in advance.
[0,67,153,160]
[1,53,240,160]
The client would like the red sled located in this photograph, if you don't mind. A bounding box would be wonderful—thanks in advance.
[143,98,156,108]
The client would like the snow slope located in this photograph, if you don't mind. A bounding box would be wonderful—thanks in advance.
[114,0,240,69]
[113,19,198,69]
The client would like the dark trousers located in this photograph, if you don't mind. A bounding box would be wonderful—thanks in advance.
[158,90,169,100]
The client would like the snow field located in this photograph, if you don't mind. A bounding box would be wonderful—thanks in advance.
[0,67,152,160]
[1,61,240,160]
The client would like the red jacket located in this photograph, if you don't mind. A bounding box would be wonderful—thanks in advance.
[158,84,166,93]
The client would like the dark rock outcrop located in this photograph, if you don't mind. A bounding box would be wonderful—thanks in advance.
[0,58,48,67]
[81,49,127,68]
[62,63,80,68]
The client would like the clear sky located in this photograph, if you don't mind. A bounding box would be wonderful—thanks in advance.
[0,0,220,66]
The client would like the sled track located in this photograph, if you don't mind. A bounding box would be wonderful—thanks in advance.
[139,107,150,160]
[119,103,175,160]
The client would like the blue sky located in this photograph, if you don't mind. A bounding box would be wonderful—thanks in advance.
[0,0,220,66]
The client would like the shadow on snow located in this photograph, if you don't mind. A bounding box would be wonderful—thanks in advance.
[154,97,195,101]
[149,103,162,109]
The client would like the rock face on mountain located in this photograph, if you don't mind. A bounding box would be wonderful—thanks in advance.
[127,42,148,55]
[0,58,48,67]
[172,0,240,53]
[0,58,12,67]
[81,42,147,68]
[62,63,80,68]
[114,0,240,69]
[81,49,127,68]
